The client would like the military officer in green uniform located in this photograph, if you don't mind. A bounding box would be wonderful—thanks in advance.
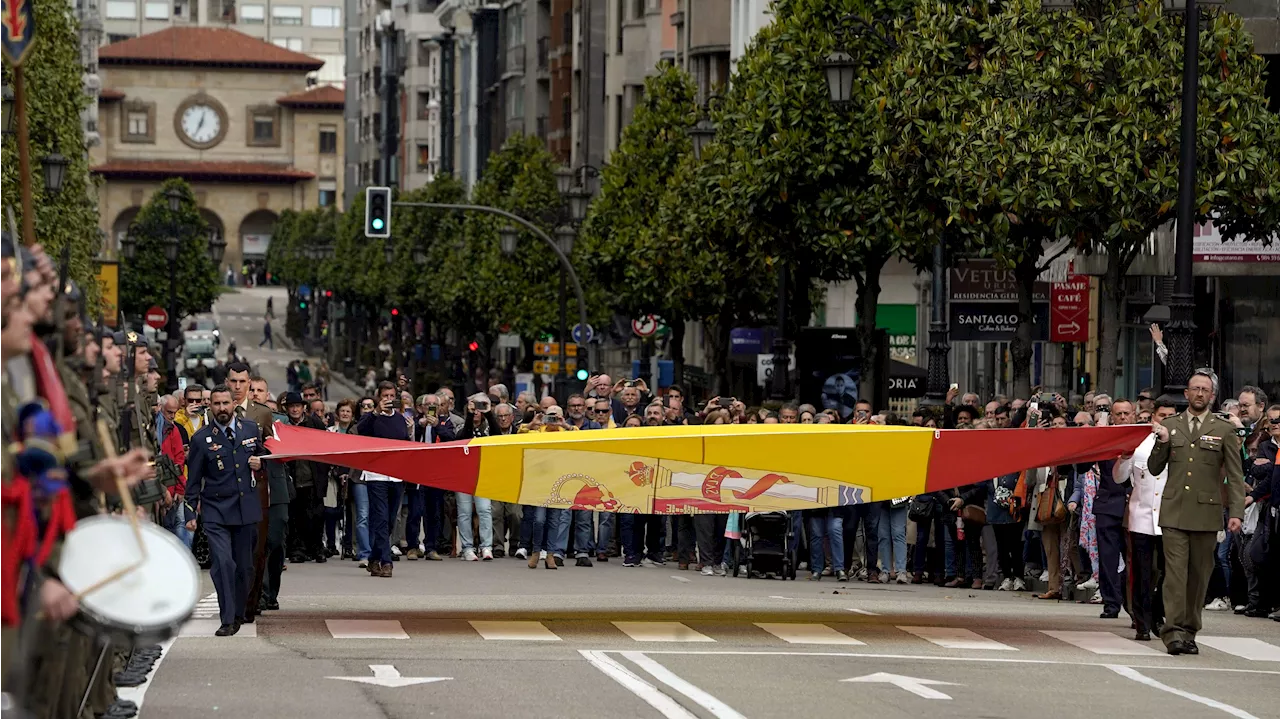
[1147,370,1246,656]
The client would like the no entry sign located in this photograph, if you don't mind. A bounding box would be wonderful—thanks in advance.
[145,305,169,329]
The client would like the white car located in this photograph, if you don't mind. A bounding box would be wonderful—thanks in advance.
[184,316,220,347]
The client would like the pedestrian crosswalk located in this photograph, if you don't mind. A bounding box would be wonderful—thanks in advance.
[177,610,1280,662]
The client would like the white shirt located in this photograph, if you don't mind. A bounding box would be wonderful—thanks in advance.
[1126,434,1168,535]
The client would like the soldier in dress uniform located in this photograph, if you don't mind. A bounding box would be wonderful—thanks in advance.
[225,363,274,622]
[184,384,266,635]
[1148,370,1246,656]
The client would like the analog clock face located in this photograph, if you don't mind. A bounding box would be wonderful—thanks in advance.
[181,104,221,145]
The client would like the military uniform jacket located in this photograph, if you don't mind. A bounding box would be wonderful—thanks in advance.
[1148,410,1245,533]
[186,419,265,526]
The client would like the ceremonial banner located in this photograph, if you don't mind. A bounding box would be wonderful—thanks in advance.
[1,0,36,66]
[266,424,1150,514]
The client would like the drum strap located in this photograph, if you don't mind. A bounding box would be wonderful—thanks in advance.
[1,477,37,626]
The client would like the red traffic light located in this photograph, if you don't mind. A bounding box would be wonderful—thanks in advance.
[325,290,333,298]
[468,341,479,352]
[390,308,399,316]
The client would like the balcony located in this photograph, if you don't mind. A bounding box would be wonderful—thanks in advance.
[505,44,525,76]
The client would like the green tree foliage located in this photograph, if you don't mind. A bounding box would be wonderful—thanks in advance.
[708,0,939,402]
[905,0,1280,396]
[1,0,101,305]
[118,180,219,320]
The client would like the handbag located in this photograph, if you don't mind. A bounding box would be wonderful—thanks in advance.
[960,504,987,525]
[1035,468,1068,526]
[908,494,937,522]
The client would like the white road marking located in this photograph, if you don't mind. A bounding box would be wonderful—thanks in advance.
[621,651,748,719]
[468,620,561,641]
[579,650,699,719]
[755,623,866,645]
[1195,636,1280,662]
[326,664,452,688]
[612,621,715,643]
[1042,631,1163,656]
[845,608,880,616]
[899,626,1017,651]
[1106,665,1260,718]
[116,638,175,708]
[768,595,791,600]
[670,575,691,583]
[179,619,257,637]
[325,619,409,639]
[842,672,959,700]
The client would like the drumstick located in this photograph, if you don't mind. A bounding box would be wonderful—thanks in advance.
[70,422,150,601]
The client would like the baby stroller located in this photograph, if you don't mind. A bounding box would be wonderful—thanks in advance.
[730,511,797,580]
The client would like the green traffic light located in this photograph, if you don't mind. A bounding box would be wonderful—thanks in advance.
[299,301,307,309]
[575,369,589,381]
[371,218,385,230]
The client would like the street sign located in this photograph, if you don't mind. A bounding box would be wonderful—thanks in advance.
[632,315,658,337]
[1050,274,1090,343]
[533,359,577,374]
[572,323,594,344]
[144,305,168,329]
[756,353,796,386]
[534,342,578,357]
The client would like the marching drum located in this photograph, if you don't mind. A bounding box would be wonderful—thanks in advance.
[57,515,200,647]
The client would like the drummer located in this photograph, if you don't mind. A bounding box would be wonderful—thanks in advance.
[184,385,266,636]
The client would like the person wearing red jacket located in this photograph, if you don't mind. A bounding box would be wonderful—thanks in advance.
[158,395,192,547]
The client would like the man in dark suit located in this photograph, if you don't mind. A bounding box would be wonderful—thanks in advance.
[1094,399,1137,619]
[1148,370,1246,656]
[185,385,267,636]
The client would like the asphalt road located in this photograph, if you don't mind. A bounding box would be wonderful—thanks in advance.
[208,285,358,399]
[126,556,1278,719]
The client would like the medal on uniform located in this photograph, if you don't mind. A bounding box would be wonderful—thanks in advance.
[217,458,225,470]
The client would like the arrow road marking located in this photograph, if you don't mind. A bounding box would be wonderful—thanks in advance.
[326,665,452,688]
[842,672,960,700]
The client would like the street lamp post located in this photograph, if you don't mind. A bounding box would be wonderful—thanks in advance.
[921,240,951,407]
[1038,0,1218,408]
[163,188,183,392]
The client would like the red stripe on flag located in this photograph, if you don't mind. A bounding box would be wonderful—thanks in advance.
[924,425,1150,493]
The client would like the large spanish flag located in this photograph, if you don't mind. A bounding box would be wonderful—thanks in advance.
[265,423,1150,514]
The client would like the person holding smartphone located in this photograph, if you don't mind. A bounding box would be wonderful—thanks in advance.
[455,394,498,561]
[355,381,413,578]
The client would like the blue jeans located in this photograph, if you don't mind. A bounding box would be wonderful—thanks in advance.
[547,508,570,558]
[619,514,663,562]
[878,503,909,575]
[844,502,882,573]
[366,481,403,565]
[162,501,193,548]
[351,483,371,560]
[455,493,493,552]
[808,509,845,574]
[573,510,595,558]
[405,485,443,551]
[596,513,615,556]
[520,505,538,551]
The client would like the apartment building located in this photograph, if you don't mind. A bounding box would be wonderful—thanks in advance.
[602,0,676,155]
[671,0,730,103]
[395,0,447,190]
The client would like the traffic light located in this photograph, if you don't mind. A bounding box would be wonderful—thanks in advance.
[299,299,308,310]
[575,368,589,381]
[390,308,399,317]
[468,340,480,352]
[365,186,391,238]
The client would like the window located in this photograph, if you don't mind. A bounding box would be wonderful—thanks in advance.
[417,91,431,120]
[144,1,168,18]
[107,33,135,43]
[239,3,264,22]
[246,106,281,146]
[632,0,643,19]
[127,111,148,137]
[614,93,622,147]
[122,101,154,144]
[615,0,623,53]
[505,7,522,48]
[561,95,570,127]
[309,6,340,27]
[417,144,430,171]
[271,4,302,24]
[106,0,137,18]
[506,81,523,120]
[319,124,337,154]
[562,11,571,46]
[318,179,337,207]
[272,37,303,51]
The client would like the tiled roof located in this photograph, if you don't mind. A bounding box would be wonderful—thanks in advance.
[92,160,315,184]
[277,85,344,109]
[98,88,126,102]
[98,27,324,71]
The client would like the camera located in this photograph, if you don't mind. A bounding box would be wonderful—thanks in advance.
[474,398,491,413]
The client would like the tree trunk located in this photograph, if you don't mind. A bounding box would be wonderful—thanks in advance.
[669,314,686,386]
[855,255,887,409]
[1096,259,1125,396]
[1009,255,1039,400]
[707,315,732,396]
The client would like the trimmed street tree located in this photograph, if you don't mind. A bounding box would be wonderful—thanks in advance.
[118,180,219,321]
